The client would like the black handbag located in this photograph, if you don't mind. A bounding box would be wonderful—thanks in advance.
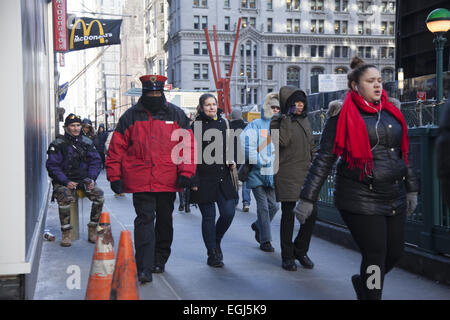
[238,163,251,182]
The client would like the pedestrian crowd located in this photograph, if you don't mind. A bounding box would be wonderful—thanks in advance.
[45,56,425,300]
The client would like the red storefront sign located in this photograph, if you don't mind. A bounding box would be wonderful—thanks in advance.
[53,0,68,52]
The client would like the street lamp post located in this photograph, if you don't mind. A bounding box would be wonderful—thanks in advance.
[425,8,450,120]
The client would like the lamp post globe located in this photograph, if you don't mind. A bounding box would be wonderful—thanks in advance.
[425,8,450,112]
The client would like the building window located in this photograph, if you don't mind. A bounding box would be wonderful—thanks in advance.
[381,68,394,82]
[224,64,230,76]
[358,21,371,35]
[287,19,292,33]
[267,44,273,56]
[381,21,394,35]
[202,64,209,79]
[224,0,230,8]
[335,0,348,12]
[311,20,324,33]
[193,0,207,7]
[224,42,231,55]
[267,18,273,32]
[311,45,325,57]
[381,1,395,14]
[225,16,230,30]
[286,0,300,10]
[249,17,256,28]
[286,0,292,10]
[201,16,208,29]
[194,42,200,55]
[287,66,300,87]
[286,45,293,57]
[335,67,348,74]
[202,42,208,55]
[335,20,348,34]
[380,47,394,59]
[311,67,324,76]
[358,46,372,59]
[267,65,273,80]
[357,1,372,13]
[242,17,248,28]
[267,0,273,10]
[294,19,300,33]
[334,46,349,58]
[194,64,200,79]
[241,0,256,9]
[294,45,301,57]
[311,0,324,11]
[194,16,200,29]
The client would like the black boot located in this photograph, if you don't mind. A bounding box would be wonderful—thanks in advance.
[207,248,224,267]
[184,189,191,213]
[351,274,366,300]
[216,241,223,261]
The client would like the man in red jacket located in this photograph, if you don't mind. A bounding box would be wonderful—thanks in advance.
[106,75,196,283]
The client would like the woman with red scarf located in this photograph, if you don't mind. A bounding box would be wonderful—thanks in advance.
[294,57,419,300]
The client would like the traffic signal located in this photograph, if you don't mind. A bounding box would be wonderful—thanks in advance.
[111,97,117,110]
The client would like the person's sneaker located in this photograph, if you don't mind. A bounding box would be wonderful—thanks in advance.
[178,204,184,211]
[281,259,297,271]
[138,271,152,284]
[296,254,314,269]
[243,205,250,212]
[207,249,224,267]
[251,223,260,244]
[185,206,191,213]
[88,225,97,243]
[260,241,275,252]
[60,229,72,247]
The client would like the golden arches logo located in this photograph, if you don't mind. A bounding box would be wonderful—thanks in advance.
[70,19,105,49]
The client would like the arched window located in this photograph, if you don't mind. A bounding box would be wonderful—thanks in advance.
[311,67,324,76]
[381,68,394,82]
[334,66,348,74]
[287,66,300,87]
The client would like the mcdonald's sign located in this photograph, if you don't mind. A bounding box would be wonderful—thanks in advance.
[53,0,67,52]
[67,17,122,51]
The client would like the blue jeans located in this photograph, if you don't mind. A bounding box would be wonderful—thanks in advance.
[198,189,236,250]
[252,186,279,243]
[242,181,251,206]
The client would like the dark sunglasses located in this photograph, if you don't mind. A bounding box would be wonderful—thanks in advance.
[271,106,280,110]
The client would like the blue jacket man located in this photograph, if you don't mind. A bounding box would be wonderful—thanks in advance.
[46,113,104,247]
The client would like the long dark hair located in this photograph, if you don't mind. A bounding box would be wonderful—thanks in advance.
[347,56,378,90]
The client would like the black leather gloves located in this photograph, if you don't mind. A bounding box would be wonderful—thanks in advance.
[110,180,123,194]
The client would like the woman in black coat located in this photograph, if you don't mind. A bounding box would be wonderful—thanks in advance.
[294,57,419,300]
[190,93,238,267]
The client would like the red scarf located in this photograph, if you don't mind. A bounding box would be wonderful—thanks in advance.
[333,90,409,178]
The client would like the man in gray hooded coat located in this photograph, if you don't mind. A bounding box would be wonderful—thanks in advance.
[270,86,317,271]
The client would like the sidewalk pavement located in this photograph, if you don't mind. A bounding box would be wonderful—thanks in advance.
[33,171,450,300]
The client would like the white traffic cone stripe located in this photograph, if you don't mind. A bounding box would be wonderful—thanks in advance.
[90,259,115,277]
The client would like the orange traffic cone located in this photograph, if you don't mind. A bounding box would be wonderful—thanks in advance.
[110,230,140,300]
[85,212,115,300]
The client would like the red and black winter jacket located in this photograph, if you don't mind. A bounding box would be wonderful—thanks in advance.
[106,99,196,193]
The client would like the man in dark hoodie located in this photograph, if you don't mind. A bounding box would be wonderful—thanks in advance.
[270,86,317,271]
[106,75,196,284]
[46,114,104,247]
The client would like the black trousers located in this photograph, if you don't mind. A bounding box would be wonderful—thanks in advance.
[339,209,406,300]
[280,201,318,260]
[132,192,176,273]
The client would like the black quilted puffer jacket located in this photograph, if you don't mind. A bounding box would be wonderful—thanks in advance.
[299,101,419,216]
